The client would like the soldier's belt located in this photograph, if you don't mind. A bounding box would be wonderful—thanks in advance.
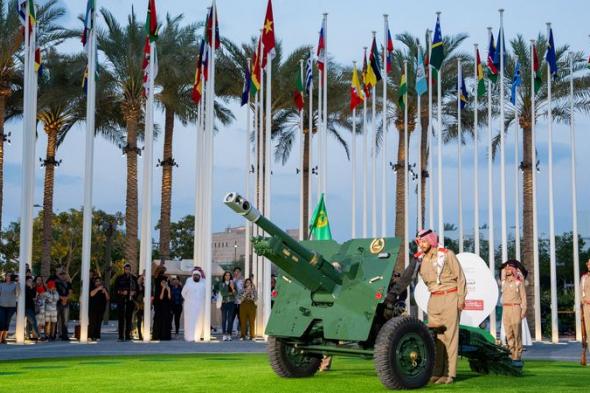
[502,303,521,307]
[430,288,458,296]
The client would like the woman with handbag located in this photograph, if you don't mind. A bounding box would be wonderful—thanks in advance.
[218,271,236,341]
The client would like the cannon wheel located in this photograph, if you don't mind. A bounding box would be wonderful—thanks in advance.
[268,336,321,378]
[374,316,435,390]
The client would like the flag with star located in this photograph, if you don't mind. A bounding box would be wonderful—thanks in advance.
[261,0,276,68]
[430,15,444,70]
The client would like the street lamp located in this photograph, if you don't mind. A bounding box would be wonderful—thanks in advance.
[234,240,238,262]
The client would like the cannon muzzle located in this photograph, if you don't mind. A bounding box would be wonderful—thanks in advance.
[224,192,342,293]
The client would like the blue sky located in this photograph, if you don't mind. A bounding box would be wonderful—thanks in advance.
[3,0,590,244]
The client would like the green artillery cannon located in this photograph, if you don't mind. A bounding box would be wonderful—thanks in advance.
[224,192,519,390]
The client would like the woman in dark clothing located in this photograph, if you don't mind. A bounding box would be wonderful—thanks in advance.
[218,271,236,341]
[152,275,172,341]
[135,275,145,340]
[170,277,183,336]
[88,277,109,341]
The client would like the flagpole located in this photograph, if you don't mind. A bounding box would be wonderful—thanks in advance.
[352,61,357,238]
[569,53,581,341]
[487,26,496,339]
[256,39,265,335]
[427,29,434,230]
[499,8,508,263]
[371,31,377,238]
[530,39,541,342]
[403,60,409,271]
[457,59,464,253]
[546,22,558,344]
[417,66,422,234]
[317,37,322,203]
[16,0,36,344]
[245,58,252,278]
[79,2,97,343]
[514,111,520,261]
[322,13,328,200]
[473,44,480,256]
[308,56,313,220]
[362,49,368,239]
[194,72,203,272]
[436,12,443,245]
[381,15,388,237]
[251,88,258,291]
[263,44,272,338]
[299,59,304,240]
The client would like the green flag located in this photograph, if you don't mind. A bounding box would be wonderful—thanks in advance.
[430,15,444,70]
[398,72,407,109]
[309,193,332,240]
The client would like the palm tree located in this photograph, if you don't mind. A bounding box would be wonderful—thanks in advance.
[493,35,590,330]
[383,33,469,269]
[97,8,146,273]
[223,40,349,238]
[36,50,86,276]
[0,0,70,237]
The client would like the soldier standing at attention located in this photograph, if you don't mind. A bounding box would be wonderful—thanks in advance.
[416,229,466,385]
[500,261,527,361]
[581,259,590,356]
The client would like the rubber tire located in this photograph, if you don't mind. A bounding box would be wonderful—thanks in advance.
[267,336,321,378]
[374,316,435,390]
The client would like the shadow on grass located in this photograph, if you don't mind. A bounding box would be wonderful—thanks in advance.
[79,361,122,365]
[138,358,177,362]
[21,365,67,370]
[0,372,24,376]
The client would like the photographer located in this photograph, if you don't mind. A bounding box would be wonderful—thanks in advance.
[89,277,110,341]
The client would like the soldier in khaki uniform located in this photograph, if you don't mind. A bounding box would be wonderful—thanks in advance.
[581,259,590,351]
[416,229,466,385]
[500,261,527,361]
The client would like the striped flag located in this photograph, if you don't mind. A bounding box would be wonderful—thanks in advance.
[398,71,407,109]
[459,74,468,109]
[430,15,444,70]
[250,38,262,94]
[317,25,326,72]
[476,47,486,96]
[486,32,498,83]
[192,39,205,103]
[386,27,394,73]
[81,0,95,47]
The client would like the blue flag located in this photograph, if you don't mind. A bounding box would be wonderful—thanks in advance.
[240,65,251,106]
[546,28,558,77]
[493,26,506,72]
[459,75,468,109]
[511,61,522,105]
[415,50,427,96]
[305,52,313,94]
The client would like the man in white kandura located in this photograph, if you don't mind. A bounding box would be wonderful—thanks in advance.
[182,267,206,342]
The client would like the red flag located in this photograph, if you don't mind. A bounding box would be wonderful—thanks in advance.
[206,5,220,49]
[142,37,150,96]
[261,0,276,68]
[386,28,394,73]
[317,25,325,72]
[146,0,158,41]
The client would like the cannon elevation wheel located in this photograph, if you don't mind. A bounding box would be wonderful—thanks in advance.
[374,316,435,389]
[268,336,321,378]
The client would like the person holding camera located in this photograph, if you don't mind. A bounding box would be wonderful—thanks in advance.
[89,277,110,341]
[219,271,236,341]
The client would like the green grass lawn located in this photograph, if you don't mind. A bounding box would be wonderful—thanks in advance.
[1,354,589,392]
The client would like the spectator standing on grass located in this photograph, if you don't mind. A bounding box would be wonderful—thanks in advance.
[34,278,47,339]
[0,272,19,344]
[55,270,73,341]
[114,264,137,341]
[218,271,236,341]
[44,280,60,340]
[153,274,172,341]
[232,267,244,336]
[170,277,183,336]
[89,277,110,341]
[238,278,257,340]
[25,276,40,340]
[135,275,145,341]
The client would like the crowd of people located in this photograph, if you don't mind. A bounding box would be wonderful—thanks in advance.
[0,264,260,343]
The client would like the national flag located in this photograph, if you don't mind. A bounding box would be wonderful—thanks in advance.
[398,71,407,109]
[142,37,159,96]
[240,66,251,106]
[415,50,427,96]
[206,5,220,49]
[350,63,364,111]
[145,0,158,42]
[293,69,304,111]
[18,0,35,36]
[486,32,498,83]
[545,28,558,77]
[362,49,371,99]
[459,75,468,109]
[34,47,43,77]
[369,37,382,82]
[201,44,209,81]
[476,48,486,96]
[309,193,332,240]
[81,0,95,47]
[305,53,313,94]
[192,39,205,103]
[82,65,89,93]
[251,38,262,95]
[317,25,325,72]
[261,0,276,68]
[386,27,394,73]
[430,15,444,70]
[533,44,542,93]
[493,27,506,73]
[511,61,522,105]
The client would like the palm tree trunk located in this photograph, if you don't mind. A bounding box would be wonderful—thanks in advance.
[159,107,175,261]
[302,128,310,239]
[419,97,429,230]
[41,128,58,277]
[125,116,139,273]
[394,124,407,273]
[521,121,535,331]
[0,93,6,239]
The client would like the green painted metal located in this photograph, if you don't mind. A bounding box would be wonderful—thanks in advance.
[394,332,429,377]
[293,344,374,357]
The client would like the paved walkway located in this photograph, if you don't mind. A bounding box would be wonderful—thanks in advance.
[0,322,584,362]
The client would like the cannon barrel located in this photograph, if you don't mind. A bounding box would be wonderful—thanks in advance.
[224,192,342,293]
